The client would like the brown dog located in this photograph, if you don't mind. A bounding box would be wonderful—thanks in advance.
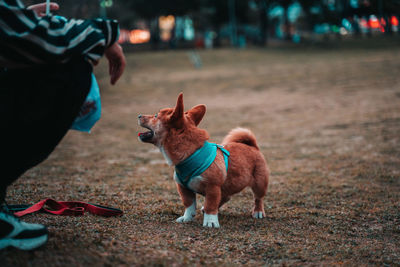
[138,93,269,228]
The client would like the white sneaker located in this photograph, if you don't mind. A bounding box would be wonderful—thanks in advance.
[0,208,48,250]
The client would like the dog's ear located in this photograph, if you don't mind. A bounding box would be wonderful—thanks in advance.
[187,104,206,126]
[170,93,184,128]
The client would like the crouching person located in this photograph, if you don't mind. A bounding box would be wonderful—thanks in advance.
[0,0,125,250]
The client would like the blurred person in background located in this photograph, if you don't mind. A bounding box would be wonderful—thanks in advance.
[0,0,125,250]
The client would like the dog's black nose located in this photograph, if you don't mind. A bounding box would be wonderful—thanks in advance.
[138,114,142,119]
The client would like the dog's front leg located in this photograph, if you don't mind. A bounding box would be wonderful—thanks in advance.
[176,183,196,223]
[203,185,221,228]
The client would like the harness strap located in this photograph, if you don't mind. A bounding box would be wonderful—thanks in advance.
[175,142,230,189]
[216,144,230,173]
[12,198,123,217]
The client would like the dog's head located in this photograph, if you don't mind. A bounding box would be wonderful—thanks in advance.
[138,93,208,149]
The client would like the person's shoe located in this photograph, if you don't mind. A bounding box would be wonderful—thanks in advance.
[0,207,48,250]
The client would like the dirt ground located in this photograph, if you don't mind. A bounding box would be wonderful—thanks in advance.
[2,39,400,266]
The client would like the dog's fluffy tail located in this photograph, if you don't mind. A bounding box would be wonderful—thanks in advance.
[222,127,259,150]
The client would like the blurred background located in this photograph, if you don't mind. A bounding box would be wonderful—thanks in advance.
[25,0,400,50]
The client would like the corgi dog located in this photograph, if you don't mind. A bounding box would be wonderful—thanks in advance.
[138,93,269,228]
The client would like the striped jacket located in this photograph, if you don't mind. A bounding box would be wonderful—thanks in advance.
[0,0,119,68]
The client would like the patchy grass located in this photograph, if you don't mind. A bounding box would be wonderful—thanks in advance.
[2,42,400,266]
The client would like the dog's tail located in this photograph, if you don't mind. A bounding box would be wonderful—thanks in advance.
[222,127,259,150]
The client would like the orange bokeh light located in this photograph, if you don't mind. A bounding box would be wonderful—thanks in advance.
[129,30,151,44]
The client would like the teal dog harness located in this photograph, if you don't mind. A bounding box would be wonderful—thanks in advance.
[175,141,230,189]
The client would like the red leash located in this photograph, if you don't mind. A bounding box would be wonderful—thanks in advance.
[12,198,123,217]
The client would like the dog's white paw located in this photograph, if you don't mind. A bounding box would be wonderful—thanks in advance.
[176,202,196,223]
[176,214,195,223]
[252,211,265,219]
[203,213,220,228]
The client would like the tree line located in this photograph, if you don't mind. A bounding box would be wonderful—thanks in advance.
[26,0,400,45]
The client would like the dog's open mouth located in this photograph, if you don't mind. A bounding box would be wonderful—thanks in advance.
[138,126,154,142]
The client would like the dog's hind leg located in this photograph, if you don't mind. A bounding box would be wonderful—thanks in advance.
[176,183,197,223]
[251,158,269,219]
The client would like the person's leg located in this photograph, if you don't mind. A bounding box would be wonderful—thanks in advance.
[0,59,92,250]
[0,59,92,201]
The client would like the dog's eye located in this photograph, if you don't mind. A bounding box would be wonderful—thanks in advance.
[154,113,158,118]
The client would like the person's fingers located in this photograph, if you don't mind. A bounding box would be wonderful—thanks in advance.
[109,59,125,85]
[109,61,114,76]
[110,63,117,85]
[110,63,121,85]
[104,43,126,85]
[111,58,126,85]
[27,2,59,16]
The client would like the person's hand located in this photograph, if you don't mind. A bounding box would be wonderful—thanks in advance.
[104,43,126,85]
[27,2,59,17]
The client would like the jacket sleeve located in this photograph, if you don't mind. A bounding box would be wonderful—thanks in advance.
[0,0,120,67]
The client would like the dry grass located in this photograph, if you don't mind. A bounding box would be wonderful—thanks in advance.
[2,40,400,266]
